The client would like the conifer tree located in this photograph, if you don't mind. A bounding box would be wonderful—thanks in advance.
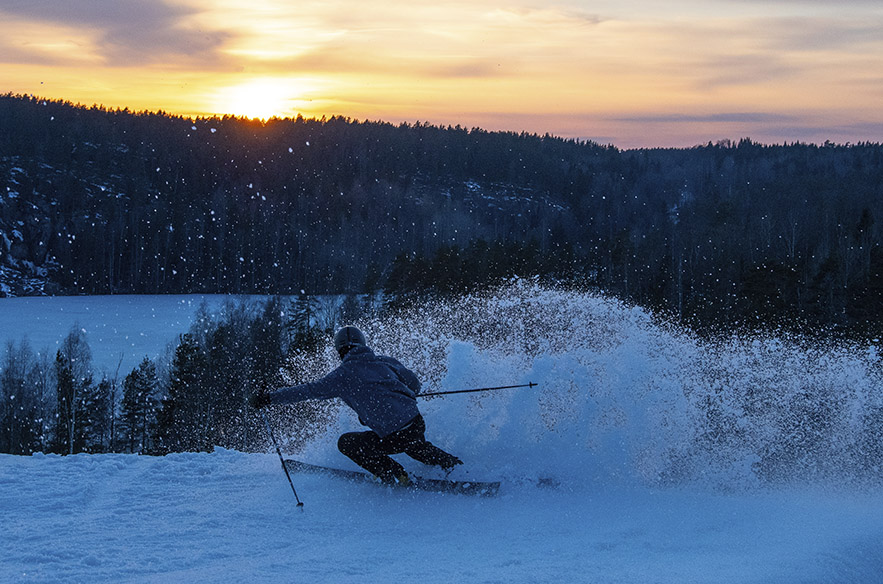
[154,334,208,453]
[121,358,159,453]
[0,340,42,455]
[53,327,93,455]
[288,293,322,351]
[81,377,113,453]
[251,297,286,392]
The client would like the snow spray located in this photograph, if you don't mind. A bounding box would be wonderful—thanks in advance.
[293,280,883,492]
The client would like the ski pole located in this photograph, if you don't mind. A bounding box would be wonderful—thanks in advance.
[419,382,538,397]
[260,410,305,510]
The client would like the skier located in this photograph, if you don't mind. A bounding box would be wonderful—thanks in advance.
[250,326,462,486]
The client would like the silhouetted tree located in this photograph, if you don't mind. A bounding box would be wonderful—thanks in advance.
[154,334,207,453]
[120,357,160,453]
[53,326,93,455]
[0,340,42,455]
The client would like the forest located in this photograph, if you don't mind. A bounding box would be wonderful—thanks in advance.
[0,295,342,457]
[1,92,882,337]
[1,89,883,458]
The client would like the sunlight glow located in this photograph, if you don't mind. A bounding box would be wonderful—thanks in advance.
[2,0,882,146]
[215,78,309,120]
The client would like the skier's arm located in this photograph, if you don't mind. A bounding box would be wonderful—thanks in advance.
[267,368,347,406]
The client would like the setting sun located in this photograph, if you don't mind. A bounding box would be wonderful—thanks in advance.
[216,78,307,120]
[2,0,882,146]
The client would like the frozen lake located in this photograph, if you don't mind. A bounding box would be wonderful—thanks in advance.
[0,295,257,374]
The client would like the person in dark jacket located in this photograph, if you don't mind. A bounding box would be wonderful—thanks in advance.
[251,326,462,485]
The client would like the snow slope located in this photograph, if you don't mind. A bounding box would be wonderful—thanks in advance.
[2,283,883,583]
[2,449,882,584]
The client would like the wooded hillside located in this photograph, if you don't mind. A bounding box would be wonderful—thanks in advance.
[2,94,881,335]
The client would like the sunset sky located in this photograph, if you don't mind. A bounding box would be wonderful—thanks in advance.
[1,0,881,148]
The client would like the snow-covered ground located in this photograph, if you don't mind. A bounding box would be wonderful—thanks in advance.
[2,284,882,583]
[3,449,882,584]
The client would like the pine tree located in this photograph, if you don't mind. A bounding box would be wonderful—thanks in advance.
[288,293,322,351]
[204,321,241,448]
[54,351,76,455]
[121,358,159,453]
[53,326,94,455]
[0,340,42,455]
[81,377,113,453]
[154,334,208,454]
[250,298,286,392]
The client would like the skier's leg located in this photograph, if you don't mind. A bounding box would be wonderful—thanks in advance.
[405,440,463,470]
[338,431,406,482]
[395,415,463,471]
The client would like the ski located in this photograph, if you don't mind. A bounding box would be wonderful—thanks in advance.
[283,458,500,497]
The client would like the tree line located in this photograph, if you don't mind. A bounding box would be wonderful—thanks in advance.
[1,93,882,336]
[0,296,354,456]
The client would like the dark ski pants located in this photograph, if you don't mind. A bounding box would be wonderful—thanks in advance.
[337,414,460,482]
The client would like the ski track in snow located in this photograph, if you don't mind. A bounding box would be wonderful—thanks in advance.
[2,450,883,584]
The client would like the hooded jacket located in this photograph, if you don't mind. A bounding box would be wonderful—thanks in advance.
[267,345,421,437]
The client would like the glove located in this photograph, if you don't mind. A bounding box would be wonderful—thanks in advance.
[249,391,271,409]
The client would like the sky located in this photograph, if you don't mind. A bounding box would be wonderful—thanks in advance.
[1,0,882,148]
